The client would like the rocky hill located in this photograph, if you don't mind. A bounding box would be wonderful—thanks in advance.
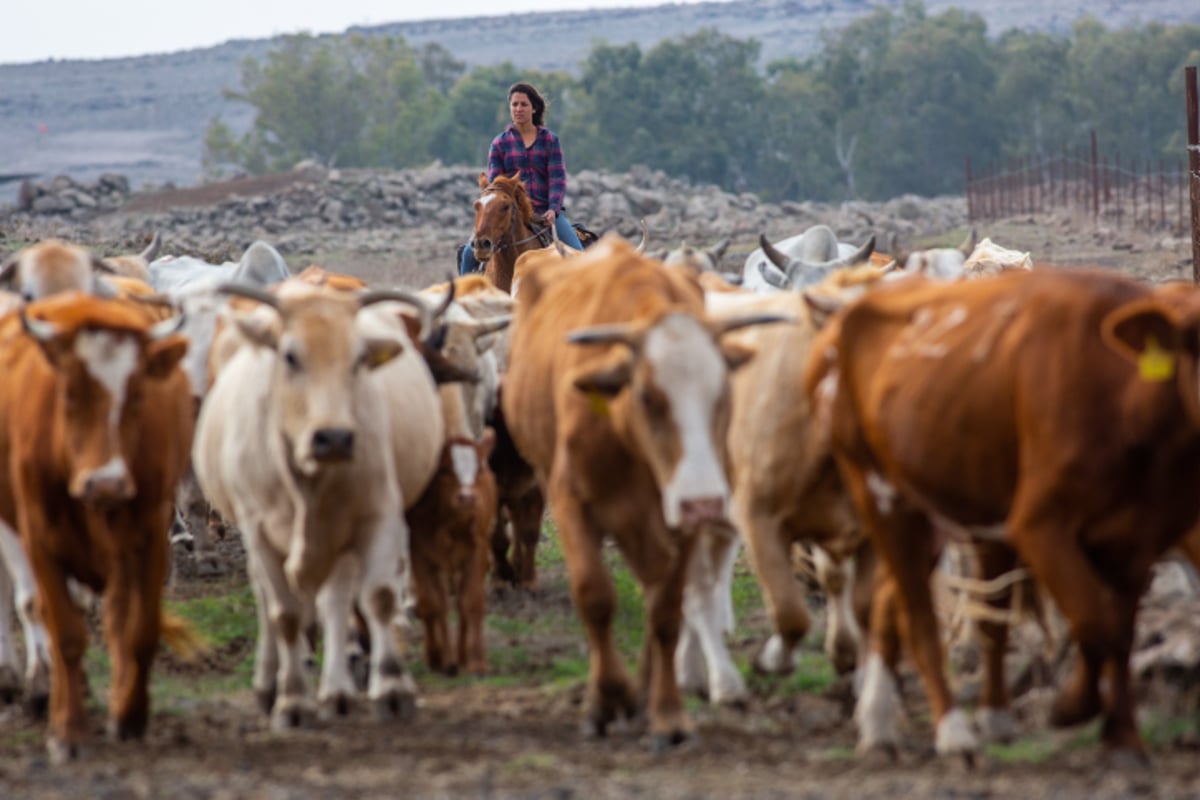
[1,0,1197,192]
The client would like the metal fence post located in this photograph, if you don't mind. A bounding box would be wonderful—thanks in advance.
[1186,65,1200,283]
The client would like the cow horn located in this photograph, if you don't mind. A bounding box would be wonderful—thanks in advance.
[91,256,119,275]
[759,234,794,273]
[958,227,977,256]
[0,254,18,287]
[148,313,187,340]
[359,288,433,337]
[19,309,59,341]
[713,312,794,337]
[473,314,513,338]
[430,275,456,320]
[634,219,648,254]
[708,236,731,265]
[216,283,280,309]
[140,232,162,262]
[831,235,876,268]
[757,261,789,290]
[565,322,638,348]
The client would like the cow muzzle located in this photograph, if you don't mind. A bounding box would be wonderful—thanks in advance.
[310,427,355,462]
[71,460,136,505]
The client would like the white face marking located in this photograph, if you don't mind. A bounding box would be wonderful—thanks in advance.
[75,330,138,436]
[643,315,730,527]
[450,443,479,488]
[865,471,897,515]
[477,193,498,210]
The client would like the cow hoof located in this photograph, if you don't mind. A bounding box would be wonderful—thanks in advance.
[976,707,1018,745]
[935,710,980,759]
[25,688,49,720]
[580,717,609,740]
[271,700,316,731]
[349,656,370,693]
[46,736,80,764]
[372,688,417,722]
[856,742,899,765]
[107,715,148,742]
[1105,746,1150,771]
[1049,689,1101,728]
[752,635,796,676]
[255,686,277,715]
[649,729,693,753]
[318,693,353,720]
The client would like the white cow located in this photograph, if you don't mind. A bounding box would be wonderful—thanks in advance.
[194,281,444,725]
[743,226,878,292]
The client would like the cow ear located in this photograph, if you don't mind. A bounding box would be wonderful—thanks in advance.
[1101,300,1180,382]
[144,335,189,380]
[719,341,756,372]
[570,352,633,397]
[362,337,403,371]
[398,312,422,342]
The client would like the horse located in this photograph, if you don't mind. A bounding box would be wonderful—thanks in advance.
[469,173,550,294]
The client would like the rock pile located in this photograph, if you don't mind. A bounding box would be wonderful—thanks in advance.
[2,162,969,284]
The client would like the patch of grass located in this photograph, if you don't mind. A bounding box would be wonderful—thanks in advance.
[165,584,256,649]
[742,649,837,697]
[1141,712,1198,746]
[986,736,1060,764]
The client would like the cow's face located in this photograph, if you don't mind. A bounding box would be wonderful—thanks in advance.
[571,313,757,530]
[1102,296,1200,428]
[438,429,496,512]
[234,293,403,476]
[26,317,187,504]
[1,240,112,300]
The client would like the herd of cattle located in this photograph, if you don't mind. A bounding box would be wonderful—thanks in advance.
[0,191,1198,770]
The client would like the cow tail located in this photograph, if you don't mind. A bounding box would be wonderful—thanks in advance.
[160,610,208,661]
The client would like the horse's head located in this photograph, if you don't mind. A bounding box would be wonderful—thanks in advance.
[470,173,535,264]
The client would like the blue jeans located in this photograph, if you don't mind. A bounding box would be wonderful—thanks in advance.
[459,213,584,276]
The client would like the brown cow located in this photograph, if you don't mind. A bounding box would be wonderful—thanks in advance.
[502,235,785,746]
[0,292,195,761]
[406,431,498,675]
[808,268,1200,761]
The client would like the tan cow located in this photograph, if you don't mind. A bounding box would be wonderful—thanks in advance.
[0,293,196,761]
[194,282,441,726]
[809,268,1200,761]
[502,235,786,746]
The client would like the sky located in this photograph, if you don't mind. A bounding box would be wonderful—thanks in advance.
[7,0,719,65]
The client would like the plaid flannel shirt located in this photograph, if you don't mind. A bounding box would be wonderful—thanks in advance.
[487,125,567,215]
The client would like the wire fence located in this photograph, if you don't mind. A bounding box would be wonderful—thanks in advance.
[965,133,1192,236]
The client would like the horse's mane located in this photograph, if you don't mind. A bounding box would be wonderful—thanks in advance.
[483,174,535,230]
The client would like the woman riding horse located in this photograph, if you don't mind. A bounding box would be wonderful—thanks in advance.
[459,82,584,276]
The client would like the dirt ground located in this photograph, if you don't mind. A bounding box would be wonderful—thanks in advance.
[5,533,1200,800]
[2,203,1200,798]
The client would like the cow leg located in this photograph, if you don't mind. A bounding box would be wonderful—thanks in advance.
[629,529,696,749]
[842,468,977,759]
[244,536,313,730]
[26,547,89,762]
[0,522,50,715]
[737,499,810,675]
[459,522,492,676]
[413,549,452,674]
[357,516,417,721]
[677,533,746,705]
[1009,515,1137,750]
[104,517,169,741]
[245,550,280,714]
[812,546,862,676]
[175,467,222,577]
[856,567,904,755]
[510,486,545,590]
[315,554,360,717]
[490,509,518,586]
[550,480,637,738]
[973,541,1019,745]
[0,559,22,703]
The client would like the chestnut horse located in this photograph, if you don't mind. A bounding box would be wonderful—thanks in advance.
[469,173,549,294]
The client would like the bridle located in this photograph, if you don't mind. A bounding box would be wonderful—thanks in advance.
[476,187,553,256]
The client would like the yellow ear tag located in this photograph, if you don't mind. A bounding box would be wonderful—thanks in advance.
[587,390,610,417]
[1137,334,1175,382]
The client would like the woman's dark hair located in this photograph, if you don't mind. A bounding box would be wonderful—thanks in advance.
[508,82,547,127]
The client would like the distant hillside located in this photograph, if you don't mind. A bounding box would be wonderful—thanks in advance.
[1,0,1196,193]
